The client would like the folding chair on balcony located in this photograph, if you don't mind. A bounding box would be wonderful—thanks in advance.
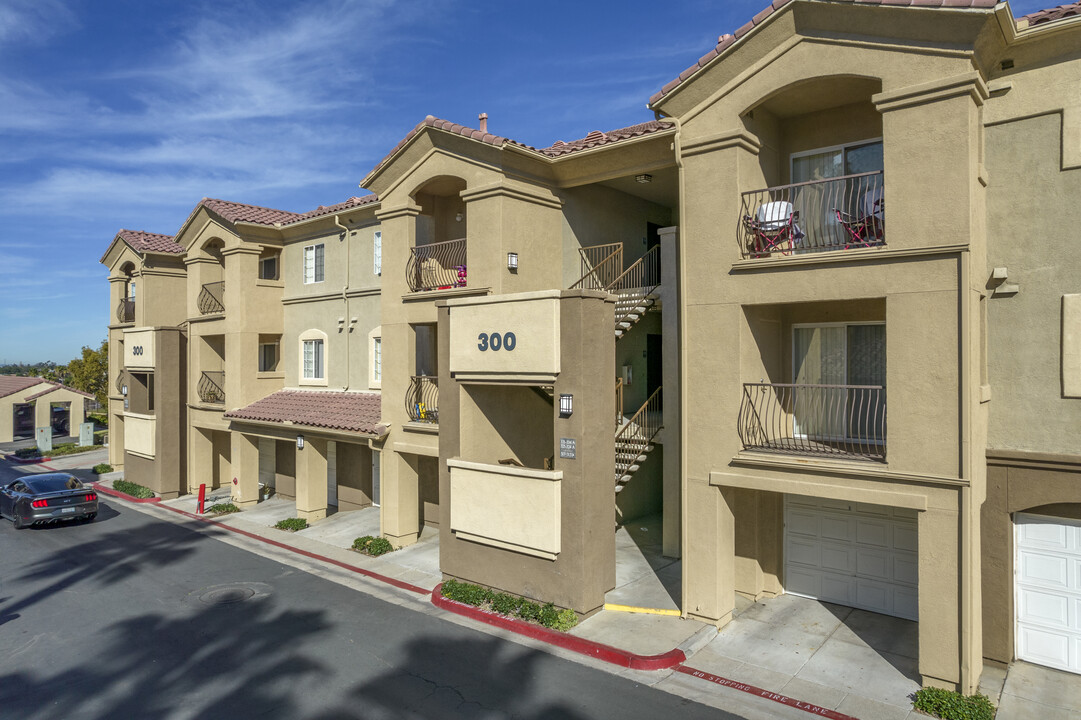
[835,188,884,249]
[743,201,801,257]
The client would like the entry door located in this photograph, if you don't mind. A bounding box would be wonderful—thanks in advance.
[327,441,338,507]
[647,334,663,400]
[1015,513,1081,674]
[785,496,918,620]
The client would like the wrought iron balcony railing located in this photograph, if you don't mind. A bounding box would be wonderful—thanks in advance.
[406,238,467,293]
[198,371,225,405]
[198,281,225,315]
[115,371,127,395]
[738,171,884,259]
[116,297,135,323]
[406,375,438,424]
[738,383,886,461]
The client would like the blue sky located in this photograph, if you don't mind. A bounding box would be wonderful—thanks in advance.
[0,0,1052,363]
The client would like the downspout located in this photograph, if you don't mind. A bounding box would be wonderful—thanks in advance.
[655,108,688,617]
[334,214,351,391]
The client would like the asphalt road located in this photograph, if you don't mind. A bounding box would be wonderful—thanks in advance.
[0,492,739,719]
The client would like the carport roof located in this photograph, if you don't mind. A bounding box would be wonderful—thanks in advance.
[225,389,386,437]
[0,375,46,399]
[23,382,94,402]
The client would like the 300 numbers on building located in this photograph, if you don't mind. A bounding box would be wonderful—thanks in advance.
[477,332,516,352]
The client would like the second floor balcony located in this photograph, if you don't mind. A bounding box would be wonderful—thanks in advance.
[198,281,225,315]
[198,371,225,405]
[116,297,135,324]
[739,171,884,259]
[737,382,885,462]
[406,238,467,293]
[406,375,438,424]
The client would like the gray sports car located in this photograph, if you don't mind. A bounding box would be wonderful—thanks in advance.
[0,473,98,529]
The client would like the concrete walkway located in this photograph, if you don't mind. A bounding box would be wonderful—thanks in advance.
[981,660,1081,719]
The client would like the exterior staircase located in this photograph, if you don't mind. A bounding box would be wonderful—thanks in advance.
[614,291,659,338]
[571,243,661,338]
[614,386,662,493]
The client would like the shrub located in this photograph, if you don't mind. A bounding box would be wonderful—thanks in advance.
[366,537,394,556]
[912,687,995,720]
[274,517,308,532]
[92,463,113,474]
[440,580,578,631]
[113,479,154,498]
[14,448,40,459]
[205,503,239,514]
[352,536,374,553]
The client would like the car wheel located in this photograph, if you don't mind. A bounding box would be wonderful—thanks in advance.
[13,513,27,530]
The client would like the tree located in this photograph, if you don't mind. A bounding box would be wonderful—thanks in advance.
[67,340,108,407]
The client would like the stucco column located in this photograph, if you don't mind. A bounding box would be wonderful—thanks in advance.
[381,450,420,546]
[230,432,260,508]
[296,436,328,522]
[188,427,213,495]
[659,225,681,558]
[108,399,125,469]
[918,504,963,690]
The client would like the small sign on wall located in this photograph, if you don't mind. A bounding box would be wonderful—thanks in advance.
[559,437,576,459]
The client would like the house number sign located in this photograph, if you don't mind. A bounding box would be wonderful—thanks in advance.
[132,346,145,356]
[476,332,516,352]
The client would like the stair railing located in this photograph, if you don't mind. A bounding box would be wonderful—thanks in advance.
[571,243,623,290]
[615,378,623,429]
[609,245,661,330]
[614,386,662,484]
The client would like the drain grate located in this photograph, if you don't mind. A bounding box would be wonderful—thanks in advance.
[200,587,255,605]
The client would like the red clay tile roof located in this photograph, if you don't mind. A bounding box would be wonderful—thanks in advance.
[0,375,47,400]
[116,229,184,255]
[225,389,385,436]
[23,382,94,401]
[200,198,304,226]
[1022,2,1081,26]
[367,116,674,179]
[295,194,380,222]
[647,0,1000,108]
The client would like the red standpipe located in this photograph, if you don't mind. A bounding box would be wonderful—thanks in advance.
[197,483,206,514]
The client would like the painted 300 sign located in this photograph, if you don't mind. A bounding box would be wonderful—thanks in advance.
[476,332,517,352]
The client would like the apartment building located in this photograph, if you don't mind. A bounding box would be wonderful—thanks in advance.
[102,0,1081,693]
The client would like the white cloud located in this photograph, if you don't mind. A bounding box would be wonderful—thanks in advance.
[0,0,78,46]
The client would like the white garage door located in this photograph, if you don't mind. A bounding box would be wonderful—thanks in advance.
[785,496,919,621]
[1015,513,1081,674]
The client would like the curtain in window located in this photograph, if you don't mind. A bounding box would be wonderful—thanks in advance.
[373,232,382,276]
[373,338,382,381]
[846,324,885,442]
[793,326,846,439]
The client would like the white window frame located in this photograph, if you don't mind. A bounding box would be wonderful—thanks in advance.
[299,329,328,386]
[369,326,382,389]
[789,137,883,180]
[373,230,382,276]
[303,243,325,284]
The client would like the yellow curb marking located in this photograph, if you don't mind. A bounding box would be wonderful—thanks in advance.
[604,603,681,617]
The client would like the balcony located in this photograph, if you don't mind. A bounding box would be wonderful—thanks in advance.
[406,375,438,424]
[116,297,135,324]
[198,281,225,315]
[737,383,885,462]
[406,238,466,293]
[115,371,127,396]
[738,171,884,259]
[198,371,225,405]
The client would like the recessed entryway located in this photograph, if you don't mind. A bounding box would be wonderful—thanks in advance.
[1015,513,1081,675]
[784,495,918,621]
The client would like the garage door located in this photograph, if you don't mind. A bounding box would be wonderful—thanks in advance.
[785,496,918,621]
[1015,513,1081,674]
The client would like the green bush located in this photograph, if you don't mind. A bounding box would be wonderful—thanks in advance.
[440,580,578,631]
[274,517,308,532]
[352,536,374,553]
[113,479,154,499]
[14,447,40,459]
[92,463,113,474]
[205,503,239,514]
[912,687,995,720]
[49,443,97,457]
[366,537,394,556]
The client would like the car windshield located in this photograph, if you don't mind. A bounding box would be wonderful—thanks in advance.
[25,476,81,493]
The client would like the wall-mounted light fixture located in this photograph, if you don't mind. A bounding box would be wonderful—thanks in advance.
[507,252,518,271]
[635,174,653,184]
[455,212,463,222]
[559,394,573,418]
[296,435,305,450]
[121,385,128,396]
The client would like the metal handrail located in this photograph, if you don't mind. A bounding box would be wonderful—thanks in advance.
[116,297,135,323]
[571,243,623,290]
[615,386,662,482]
[610,245,661,331]
[406,375,438,424]
[407,238,467,293]
[198,371,225,405]
[198,281,225,315]
[738,170,884,258]
[737,382,886,461]
[615,378,623,429]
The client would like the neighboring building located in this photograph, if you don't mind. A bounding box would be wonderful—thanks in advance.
[0,376,93,442]
[101,0,1081,692]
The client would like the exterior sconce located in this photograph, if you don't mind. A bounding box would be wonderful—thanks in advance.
[559,394,573,417]
[507,252,518,271]
[635,174,653,183]
[296,435,305,450]
[455,212,463,222]
[622,364,633,385]
[121,385,128,396]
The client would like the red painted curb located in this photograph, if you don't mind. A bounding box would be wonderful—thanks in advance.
[4,455,52,464]
[674,665,860,720]
[94,484,162,504]
[100,486,430,596]
[431,583,686,671]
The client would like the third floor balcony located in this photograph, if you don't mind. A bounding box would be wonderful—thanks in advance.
[406,238,467,293]
[198,281,225,315]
